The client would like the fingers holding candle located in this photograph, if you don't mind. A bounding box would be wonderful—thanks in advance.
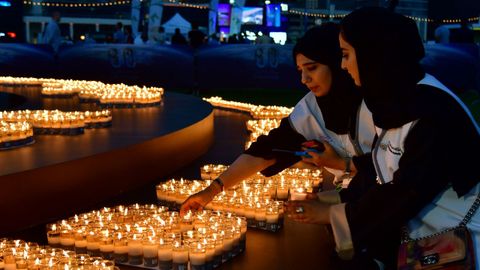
[285,200,331,225]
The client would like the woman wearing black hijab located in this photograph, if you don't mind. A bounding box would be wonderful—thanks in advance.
[288,7,480,269]
[181,23,376,216]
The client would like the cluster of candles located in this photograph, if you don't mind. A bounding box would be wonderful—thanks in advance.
[203,97,292,119]
[97,85,163,106]
[0,76,43,87]
[0,76,164,106]
[245,119,281,149]
[0,121,33,145]
[156,165,322,231]
[45,204,247,270]
[0,238,115,270]
[0,110,112,132]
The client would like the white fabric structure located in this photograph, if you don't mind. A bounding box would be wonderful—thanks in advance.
[162,13,192,34]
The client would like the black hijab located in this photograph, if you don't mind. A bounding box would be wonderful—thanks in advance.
[340,7,425,129]
[293,23,361,134]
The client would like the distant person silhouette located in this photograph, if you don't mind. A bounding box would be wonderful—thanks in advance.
[188,23,206,48]
[171,28,187,45]
[41,11,62,52]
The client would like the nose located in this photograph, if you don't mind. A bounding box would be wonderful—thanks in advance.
[301,71,310,84]
[341,59,347,71]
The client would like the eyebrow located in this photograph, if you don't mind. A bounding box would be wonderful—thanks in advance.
[298,61,317,67]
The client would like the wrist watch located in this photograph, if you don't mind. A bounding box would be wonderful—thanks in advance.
[213,177,224,192]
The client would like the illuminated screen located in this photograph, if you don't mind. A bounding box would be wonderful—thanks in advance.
[0,1,11,7]
[242,7,263,25]
[269,32,287,45]
[218,3,231,26]
[266,4,281,27]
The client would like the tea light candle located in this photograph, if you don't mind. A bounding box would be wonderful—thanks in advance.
[276,187,288,200]
[99,236,114,260]
[47,229,60,248]
[142,237,158,267]
[157,239,173,270]
[86,232,100,257]
[59,231,75,250]
[113,236,128,264]
[290,188,307,201]
[172,243,188,270]
[4,255,15,270]
[74,231,87,254]
[128,234,143,265]
[189,243,206,270]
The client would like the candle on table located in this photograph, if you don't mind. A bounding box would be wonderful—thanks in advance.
[157,239,173,270]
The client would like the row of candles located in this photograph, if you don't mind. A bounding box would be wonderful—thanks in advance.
[0,110,112,147]
[156,165,322,231]
[0,76,164,106]
[45,204,247,270]
[203,97,292,119]
[0,239,115,270]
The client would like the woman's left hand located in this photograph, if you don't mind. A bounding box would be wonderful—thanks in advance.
[301,141,344,170]
[284,199,331,225]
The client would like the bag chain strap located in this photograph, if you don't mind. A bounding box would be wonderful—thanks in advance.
[401,193,480,243]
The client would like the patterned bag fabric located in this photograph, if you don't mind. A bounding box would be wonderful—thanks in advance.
[397,194,479,270]
[397,226,474,270]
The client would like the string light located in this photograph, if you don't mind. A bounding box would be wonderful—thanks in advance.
[23,0,209,9]
[289,8,479,24]
[23,0,131,7]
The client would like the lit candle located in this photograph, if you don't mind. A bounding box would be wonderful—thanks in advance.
[46,225,60,248]
[113,234,128,264]
[172,242,188,270]
[128,234,143,265]
[74,230,87,254]
[86,231,100,257]
[289,187,307,201]
[99,233,114,260]
[59,230,75,251]
[142,237,158,267]
[266,206,280,232]
[189,243,206,270]
[157,239,173,270]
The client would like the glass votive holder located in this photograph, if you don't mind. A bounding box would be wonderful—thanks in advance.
[4,253,16,270]
[189,243,206,270]
[60,231,75,251]
[254,205,267,230]
[157,239,173,270]
[113,238,128,264]
[15,257,28,270]
[127,234,143,265]
[47,230,61,248]
[221,232,234,263]
[142,238,158,267]
[289,187,307,201]
[244,205,256,228]
[266,206,280,232]
[204,242,215,270]
[74,231,87,255]
[99,238,114,260]
[86,233,100,257]
[171,243,188,270]
[212,240,223,268]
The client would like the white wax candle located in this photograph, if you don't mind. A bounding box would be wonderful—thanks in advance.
[266,213,279,223]
[158,246,173,261]
[100,244,114,253]
[255,209,266,221]
[75,240,87,248]
[277,188,288,199]
[189,251,206,265]
[244,208,255,219]
[86,241,100,250]
[128,242,143,256]
[172,250,188,264]
[143,244,158,258]
[60,237,75,247]
[114,245,129,254]
[290,190,307,201]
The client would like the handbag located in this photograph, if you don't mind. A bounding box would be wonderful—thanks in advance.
[397,194,480,270]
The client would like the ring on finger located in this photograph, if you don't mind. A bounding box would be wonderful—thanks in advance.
[295,206,304,213]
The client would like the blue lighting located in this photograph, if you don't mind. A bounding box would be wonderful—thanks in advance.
[0,1,11,7]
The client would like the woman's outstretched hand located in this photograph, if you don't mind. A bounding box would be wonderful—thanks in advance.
[285,199,331,225]
[180,185,219,217]
[301,140,344,170]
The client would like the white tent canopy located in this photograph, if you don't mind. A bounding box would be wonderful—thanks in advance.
[162,13,192,34]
